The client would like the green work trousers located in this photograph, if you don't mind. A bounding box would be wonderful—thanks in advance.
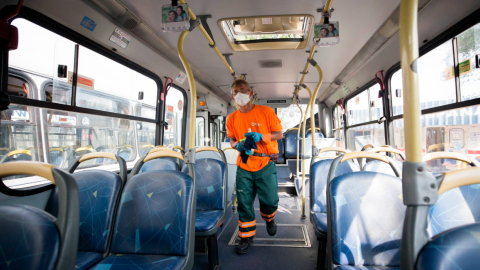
[236,161,279,238]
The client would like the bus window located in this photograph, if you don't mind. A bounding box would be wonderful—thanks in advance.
[347,123,385,152]
[196,117,205,147]
[392,106,480,172]
[369,84,383,120]
[457,23,480,101]
[45,109,136,168]
[163,87,185,147]
[0,106,41,163]
[135,104,156,156]
[346,90,369,125]
[390,40,456,116]
[277,104,318,133]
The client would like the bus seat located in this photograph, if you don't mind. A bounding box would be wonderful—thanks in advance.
[427,184,480,237]
[0,205,60,270]
[49,150,63,167]
[224,137,231,142]
[310,159,359,237]
[416,222,480,270]
[284,131,299,158]
[277,139,285,164]
[306,132,324,139]
[45,154,126,270]
[181,157,226,269]
[90,170,195,270]
[139,158,179,173]
[0,163,80,270]
[363,160,403,176]
[328,171,405,269]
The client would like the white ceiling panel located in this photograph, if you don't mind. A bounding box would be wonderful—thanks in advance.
[119,0,399,98]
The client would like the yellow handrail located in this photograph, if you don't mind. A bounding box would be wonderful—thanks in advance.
[179,0,236,77]
[310,65,324,146]
[295,102,304,179]
[300,86,312,217]
[178,31,197,148]
[400,0,422,162]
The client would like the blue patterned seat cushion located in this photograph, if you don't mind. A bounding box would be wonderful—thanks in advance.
[335,266,400,270]
[140,158,179,173]
[312,212,327,235]
[73,171,122,253]
[330,172,405,267]
[417,222,480,270]
[311,159,359,213]
[0,204,59,270]
[75,251,103,270]
[182,158,226,211]
[110,171,193,256]
[428,184,480,237]
[91,254,186,270]
[195,210,224,232]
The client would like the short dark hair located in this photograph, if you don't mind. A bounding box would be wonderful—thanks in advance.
[230,79,251,94]
[169,10,175,14]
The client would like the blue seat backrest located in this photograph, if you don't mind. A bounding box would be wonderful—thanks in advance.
[224,138,231,142]
[428,184,480,236]
[306,132,324,139]
[330,171,405,266]
[139,158,179,173]
[277,139,285,163]
[74,171,122,253]
[110,170,194,256]
[285,132,299,158]
[363,160,403,176]
[417,222,480,270]
[182,158,226,211]
[0,204,60,270]
[311,159,359,213]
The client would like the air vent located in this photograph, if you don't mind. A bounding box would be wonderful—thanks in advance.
[123,18,138,30]
[117,10,141,30]
[259,59,282,68]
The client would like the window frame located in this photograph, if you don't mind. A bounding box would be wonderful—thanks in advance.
[384,8,480,145]
[1,6,164,144]
[162,83,188,149]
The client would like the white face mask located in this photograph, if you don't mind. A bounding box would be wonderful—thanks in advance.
[234,92,251,106]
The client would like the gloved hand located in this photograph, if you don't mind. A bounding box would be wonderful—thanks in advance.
[234,142,246,152]
[244,132,263,143]
[245,149,254,155]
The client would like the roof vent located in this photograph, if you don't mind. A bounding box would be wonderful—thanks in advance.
[259,59,282,68]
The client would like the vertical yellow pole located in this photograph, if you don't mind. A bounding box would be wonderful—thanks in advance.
[301,87,312,218]
[178,31,197,148]
[310,65,324,147]
[400,0,422,162]
[296,103,304,178]
[336,104,341,147]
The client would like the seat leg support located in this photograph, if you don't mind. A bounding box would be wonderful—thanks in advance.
[207,234,220,270]
[317,239,326,270]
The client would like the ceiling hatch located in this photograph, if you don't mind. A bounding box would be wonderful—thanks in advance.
[218,15,314,52]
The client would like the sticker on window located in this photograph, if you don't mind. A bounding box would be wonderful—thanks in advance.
[355,96,360,105]
[178,100,183,111]
[445,66,455,80]
[80,16,97,31]
[459,59,472,76]
[175,71,187,84]
[67,71,95,90]
[109,28,131,49]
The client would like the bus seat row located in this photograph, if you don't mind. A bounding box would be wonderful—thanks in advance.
[310,148,480,269]
[285,130,324,158]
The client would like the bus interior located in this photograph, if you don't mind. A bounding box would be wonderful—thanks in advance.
[1,0,480,269]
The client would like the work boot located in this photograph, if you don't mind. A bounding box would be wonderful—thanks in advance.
[236,237,253,255]
[266,219,277,236]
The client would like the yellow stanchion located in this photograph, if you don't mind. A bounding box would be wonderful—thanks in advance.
[295,102,304,179]
[400,0,422,162]
[300,87,312,218]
